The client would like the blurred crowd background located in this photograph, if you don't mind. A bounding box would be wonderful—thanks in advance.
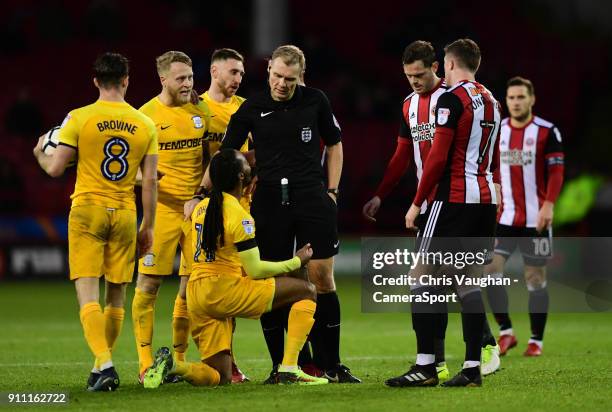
[1,0,611,277]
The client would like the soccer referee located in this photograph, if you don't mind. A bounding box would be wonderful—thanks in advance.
[220,45,359,383]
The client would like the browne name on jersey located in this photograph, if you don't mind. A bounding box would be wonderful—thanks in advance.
[96,120,138,135]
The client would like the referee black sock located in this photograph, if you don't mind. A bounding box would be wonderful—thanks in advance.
[486,283,512,331]
[528,287,549,341]
[309,307,326,369]
[316,292,341,370]
[298,342,313,366]
[260,308,286,367]
[460,290,486,362]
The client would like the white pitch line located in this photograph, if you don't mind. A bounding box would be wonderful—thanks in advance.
[0,354,456,368]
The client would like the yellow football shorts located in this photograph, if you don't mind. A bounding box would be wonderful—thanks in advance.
[68,205,136,283]
[187,274,275,360]
[178,250,190,276]
[138,209,192,276]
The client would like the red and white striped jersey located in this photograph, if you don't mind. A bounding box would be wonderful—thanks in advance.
[400,80,448,182]
[498,116,564,227]
[414,80,501,206]
[398,79,447,211]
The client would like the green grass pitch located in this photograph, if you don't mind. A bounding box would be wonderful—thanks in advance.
[1,278,610,411]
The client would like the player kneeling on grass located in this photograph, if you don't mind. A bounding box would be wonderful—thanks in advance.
[144,149,328,387]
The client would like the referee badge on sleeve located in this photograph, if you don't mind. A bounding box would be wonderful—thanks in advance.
[242,219,255,235]
[301,127,312,142]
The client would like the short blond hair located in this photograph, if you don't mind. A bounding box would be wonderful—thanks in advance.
[156,51,192,75]
[271,45,306,73]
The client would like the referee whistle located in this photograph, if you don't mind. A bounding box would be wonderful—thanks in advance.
[281,178,290,206]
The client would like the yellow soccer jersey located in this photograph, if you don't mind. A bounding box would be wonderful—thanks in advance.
[190,193,255,281]
[201,92,248,154]
[202,92,251,210]
[58,100,158,210]
[139,97,210,212]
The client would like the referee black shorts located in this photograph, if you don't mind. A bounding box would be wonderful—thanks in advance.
[494,223,552,266]
[251,183,339,261]
[416,200,497,262]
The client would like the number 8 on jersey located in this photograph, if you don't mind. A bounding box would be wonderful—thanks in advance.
[101,137,130,181]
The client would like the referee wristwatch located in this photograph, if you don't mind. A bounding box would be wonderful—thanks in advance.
[327,188,339,198]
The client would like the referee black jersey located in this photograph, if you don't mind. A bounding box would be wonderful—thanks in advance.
[221,85,341,187]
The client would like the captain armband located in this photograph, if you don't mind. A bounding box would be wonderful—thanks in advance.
[546,155,564,166]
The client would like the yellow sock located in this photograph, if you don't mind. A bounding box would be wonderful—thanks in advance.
[282,299,316,368]
[105,306,125,351]
[80,302,112,367]
[174,360,220,386]
[172,295,189,362]
[92,307,124,372]
[132,288,157,374]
